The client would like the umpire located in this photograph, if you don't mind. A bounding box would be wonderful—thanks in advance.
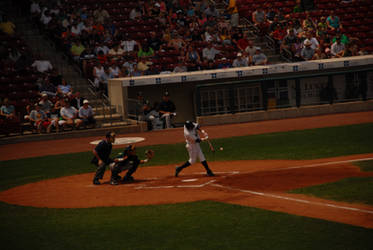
[92,131,116,185]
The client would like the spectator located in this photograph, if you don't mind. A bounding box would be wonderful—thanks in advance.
[108,61,122,78]
[252,7,267,36]
[252,47,268,65]
[271,24,287,51]
[232,52,249,67]
[0,98,20,134]
[39,93,54,117]
[173,62,188,73]
[0,98,17,120]
[137,43,155,58]
[70,40,86,61]
[39,77,57,97]
[57,78,73,96]
[312,48,327,60]
[79,99,96,128]
[326,10,341,31]
[108,43,125,58]
[29,103,57,133]
[31,58,53,73]
[137,57,152,73]
[331,37,345,58]
[237,32,250,52]
[281,29,299,53]
[60,100,83,129]
[303,32,319,50]
[70,92,84,110]
[204,4,219,18]
[129,6,142,20]
[217,57,232,69]
[147,31,163,51]
[202,43,220,62]
[93,5,110,24]
[159,91,176,129]
[186,45,201,65]
[301,40,315,60]
[219,27,232,45]
[227,0,239,27]
[121,36,138,54]
[245,40,257,59]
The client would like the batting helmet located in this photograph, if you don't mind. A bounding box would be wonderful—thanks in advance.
[185,120,194,130]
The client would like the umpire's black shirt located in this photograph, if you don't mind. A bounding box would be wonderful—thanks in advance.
[95,139,112,164]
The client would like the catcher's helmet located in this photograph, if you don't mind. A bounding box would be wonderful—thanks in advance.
[185,120,194,130]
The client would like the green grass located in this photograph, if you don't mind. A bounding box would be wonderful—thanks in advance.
[289,160,373,205]
[1,123,372,191]
[289,177,373,205]
[356,160,373,172]
[1,201,372,250]
[1,123,373,249]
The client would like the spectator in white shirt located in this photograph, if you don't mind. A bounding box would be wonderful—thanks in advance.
[31,59,53,73]
[60,101,83,129]
[202,43,220,62]
[303,32,319,50]
[79,100,96,127]
[331,37,345,58]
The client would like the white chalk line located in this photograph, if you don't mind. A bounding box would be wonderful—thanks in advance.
[211,183,373,215]
[279,157,373,171]
[135,180,216,190]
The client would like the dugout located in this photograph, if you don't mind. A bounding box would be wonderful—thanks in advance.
[108,55,373,126]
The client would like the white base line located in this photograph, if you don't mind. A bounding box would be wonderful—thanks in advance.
[211,184,373,214]
[135,180,216,190]
[280,157,373,170]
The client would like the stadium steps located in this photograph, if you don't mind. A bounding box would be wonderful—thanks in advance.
[12,14,126,130]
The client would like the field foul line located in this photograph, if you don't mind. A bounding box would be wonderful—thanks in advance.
[211,184,373,214]
[279,157,373,171]
[134,180,216,190]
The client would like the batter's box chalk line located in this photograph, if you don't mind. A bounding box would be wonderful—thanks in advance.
[134,180,216,190]
[211,184,373,215]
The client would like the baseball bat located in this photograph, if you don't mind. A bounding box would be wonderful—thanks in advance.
[206,139,215,152]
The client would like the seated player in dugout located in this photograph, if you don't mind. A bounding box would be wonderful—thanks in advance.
[158,91,176,129]
[109,145,154,185]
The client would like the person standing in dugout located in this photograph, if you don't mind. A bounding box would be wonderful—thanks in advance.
[109,145,154,185]
[175,121,214,177]
[91,131,117,185]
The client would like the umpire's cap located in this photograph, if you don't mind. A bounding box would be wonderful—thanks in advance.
[106,131,116,138]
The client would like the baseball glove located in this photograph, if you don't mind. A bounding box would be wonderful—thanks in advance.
[145,149,155,160]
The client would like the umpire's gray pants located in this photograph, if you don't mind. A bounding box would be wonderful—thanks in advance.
[94,162,108,180]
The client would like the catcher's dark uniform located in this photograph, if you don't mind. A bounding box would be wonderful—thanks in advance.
[110,148,140,184]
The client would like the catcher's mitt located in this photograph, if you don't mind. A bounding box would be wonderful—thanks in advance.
[145,149,155,160]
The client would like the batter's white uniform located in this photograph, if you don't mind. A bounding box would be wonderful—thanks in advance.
[184,123,207,164]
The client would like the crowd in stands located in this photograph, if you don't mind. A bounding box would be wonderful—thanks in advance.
[238,0,372,61]
[29,0,271,90]
[0,13,96,136]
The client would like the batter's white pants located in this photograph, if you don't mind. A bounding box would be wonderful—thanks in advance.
[187,143,206,164]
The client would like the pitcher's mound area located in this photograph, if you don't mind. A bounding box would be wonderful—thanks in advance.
[1,156,373,228]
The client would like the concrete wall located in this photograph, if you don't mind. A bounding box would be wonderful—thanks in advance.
[197,100,373,126]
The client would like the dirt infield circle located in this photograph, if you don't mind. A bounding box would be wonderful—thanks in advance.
[0,112,373,229]
[1,155,373,229]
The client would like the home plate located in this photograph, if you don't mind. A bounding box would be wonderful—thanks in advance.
[181,178,198,182]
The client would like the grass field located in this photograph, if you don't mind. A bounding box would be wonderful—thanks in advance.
[1,123,373,249]
[290,160,373,205]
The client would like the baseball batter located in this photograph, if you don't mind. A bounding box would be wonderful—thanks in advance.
[175,121,214,177]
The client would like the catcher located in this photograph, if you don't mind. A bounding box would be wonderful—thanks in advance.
[109,145,154,185]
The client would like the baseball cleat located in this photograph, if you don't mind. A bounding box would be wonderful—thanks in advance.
[123,176,134,182]
[175,167,182,177]
[207,171,215,177]
[93,179,101,185]
[110,179,119,185]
